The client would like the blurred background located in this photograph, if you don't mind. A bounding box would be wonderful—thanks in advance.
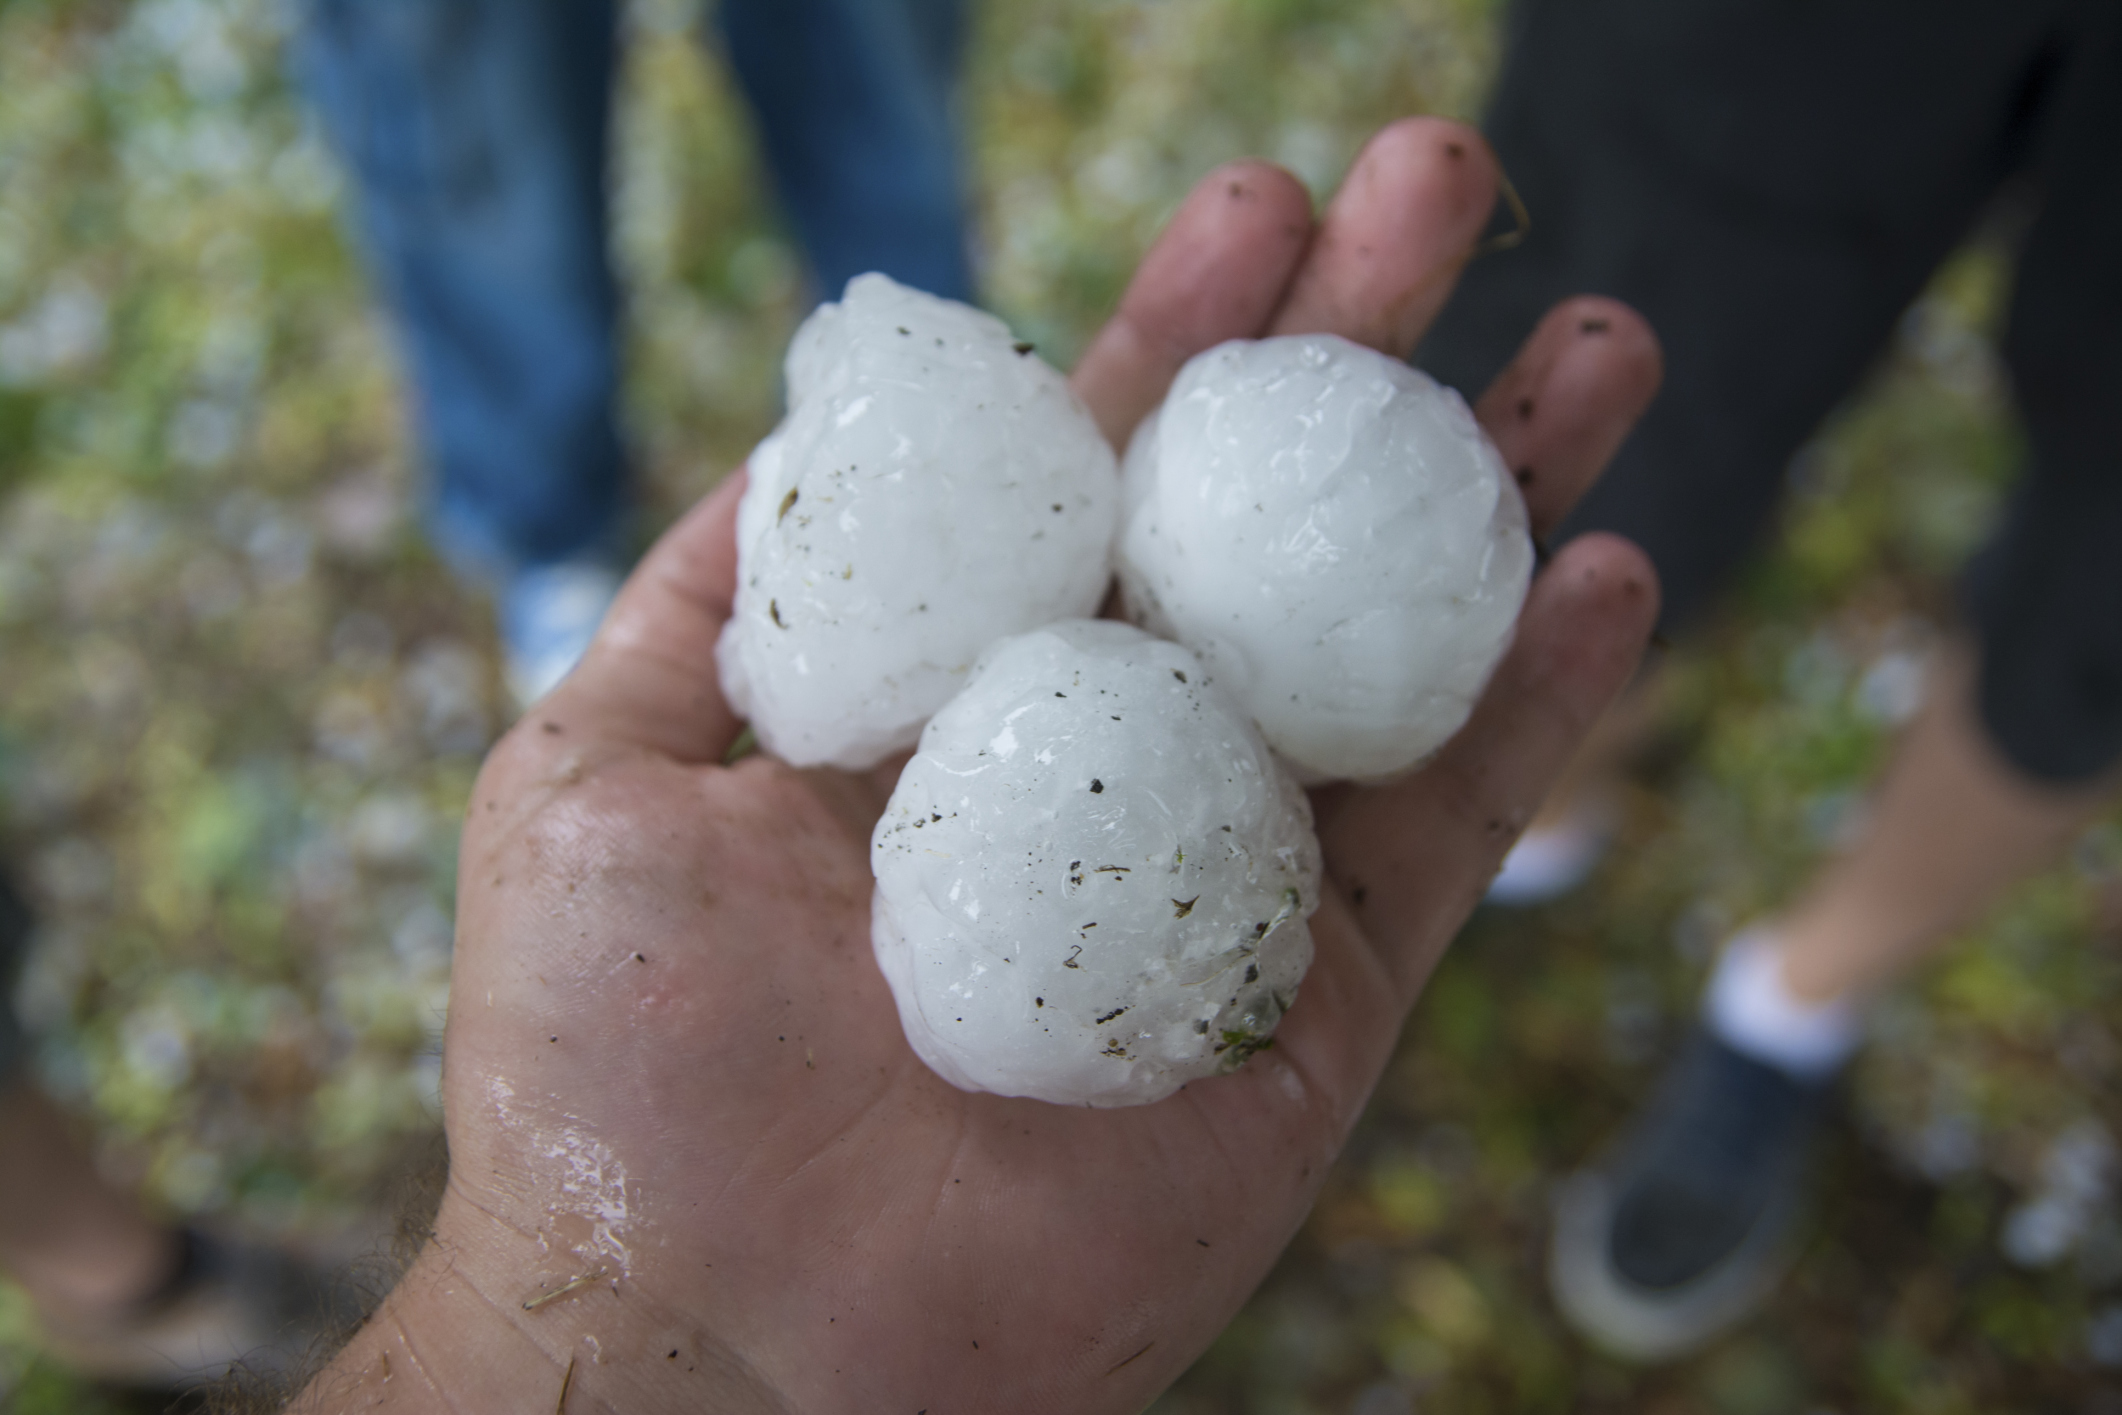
[0,0,2115,1410]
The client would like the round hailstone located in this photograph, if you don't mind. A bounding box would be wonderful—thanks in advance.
[1117,334,1533,782]
[717,274,1118,771]
[872,620,1321,1108]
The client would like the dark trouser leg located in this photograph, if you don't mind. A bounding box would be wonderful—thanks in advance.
[0,869,27,1090]
[292,0,628,580]
[1417,0,2070,636]
[1970,6,2122,785]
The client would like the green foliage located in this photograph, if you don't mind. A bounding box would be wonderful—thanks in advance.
[0,389,41,494]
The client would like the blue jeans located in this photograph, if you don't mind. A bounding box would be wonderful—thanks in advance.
[294,0,973,579]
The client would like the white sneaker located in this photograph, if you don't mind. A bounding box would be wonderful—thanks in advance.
[1485,801,1615,906]
[500,557,625,711]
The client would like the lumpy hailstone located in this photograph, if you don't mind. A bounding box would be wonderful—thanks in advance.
[1118,334,1534,782]
[872,620,1321,1107]
[718,275,1117,770]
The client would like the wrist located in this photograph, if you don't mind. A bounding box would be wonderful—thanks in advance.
[291,1196,566,1413]
[292,1186,791,1414]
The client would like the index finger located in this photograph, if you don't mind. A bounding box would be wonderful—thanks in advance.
[1071,159,1315,448]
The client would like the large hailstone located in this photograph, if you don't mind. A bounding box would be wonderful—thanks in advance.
[1117,334,1533,782]
[717,275,1118,770]
[872,620,1321,1107]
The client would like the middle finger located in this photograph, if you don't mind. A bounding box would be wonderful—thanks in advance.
[1266,116,1500,357]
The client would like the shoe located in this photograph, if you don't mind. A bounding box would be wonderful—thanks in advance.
[1549,1028,1828,1360]
[33,1226,359,1391]
[501,556,626,711]
[1485,800,1614,906]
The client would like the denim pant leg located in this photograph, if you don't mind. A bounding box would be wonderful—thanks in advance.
[293,0,629,579]
[0,870,31,1088]
[715,0,975,303]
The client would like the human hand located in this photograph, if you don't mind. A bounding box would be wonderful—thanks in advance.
[294,118,1661,1415]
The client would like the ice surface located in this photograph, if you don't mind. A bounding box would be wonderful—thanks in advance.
[872,620,1321,1107]
[1117,334,1532,781]
[717,275,1118,770]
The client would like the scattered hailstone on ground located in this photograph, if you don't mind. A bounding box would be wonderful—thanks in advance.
[718,274,1118,770]
[872,620,1321,1107]
[1117,334,1533,782]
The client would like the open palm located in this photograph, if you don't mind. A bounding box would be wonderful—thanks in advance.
[299,119,1661,1415]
